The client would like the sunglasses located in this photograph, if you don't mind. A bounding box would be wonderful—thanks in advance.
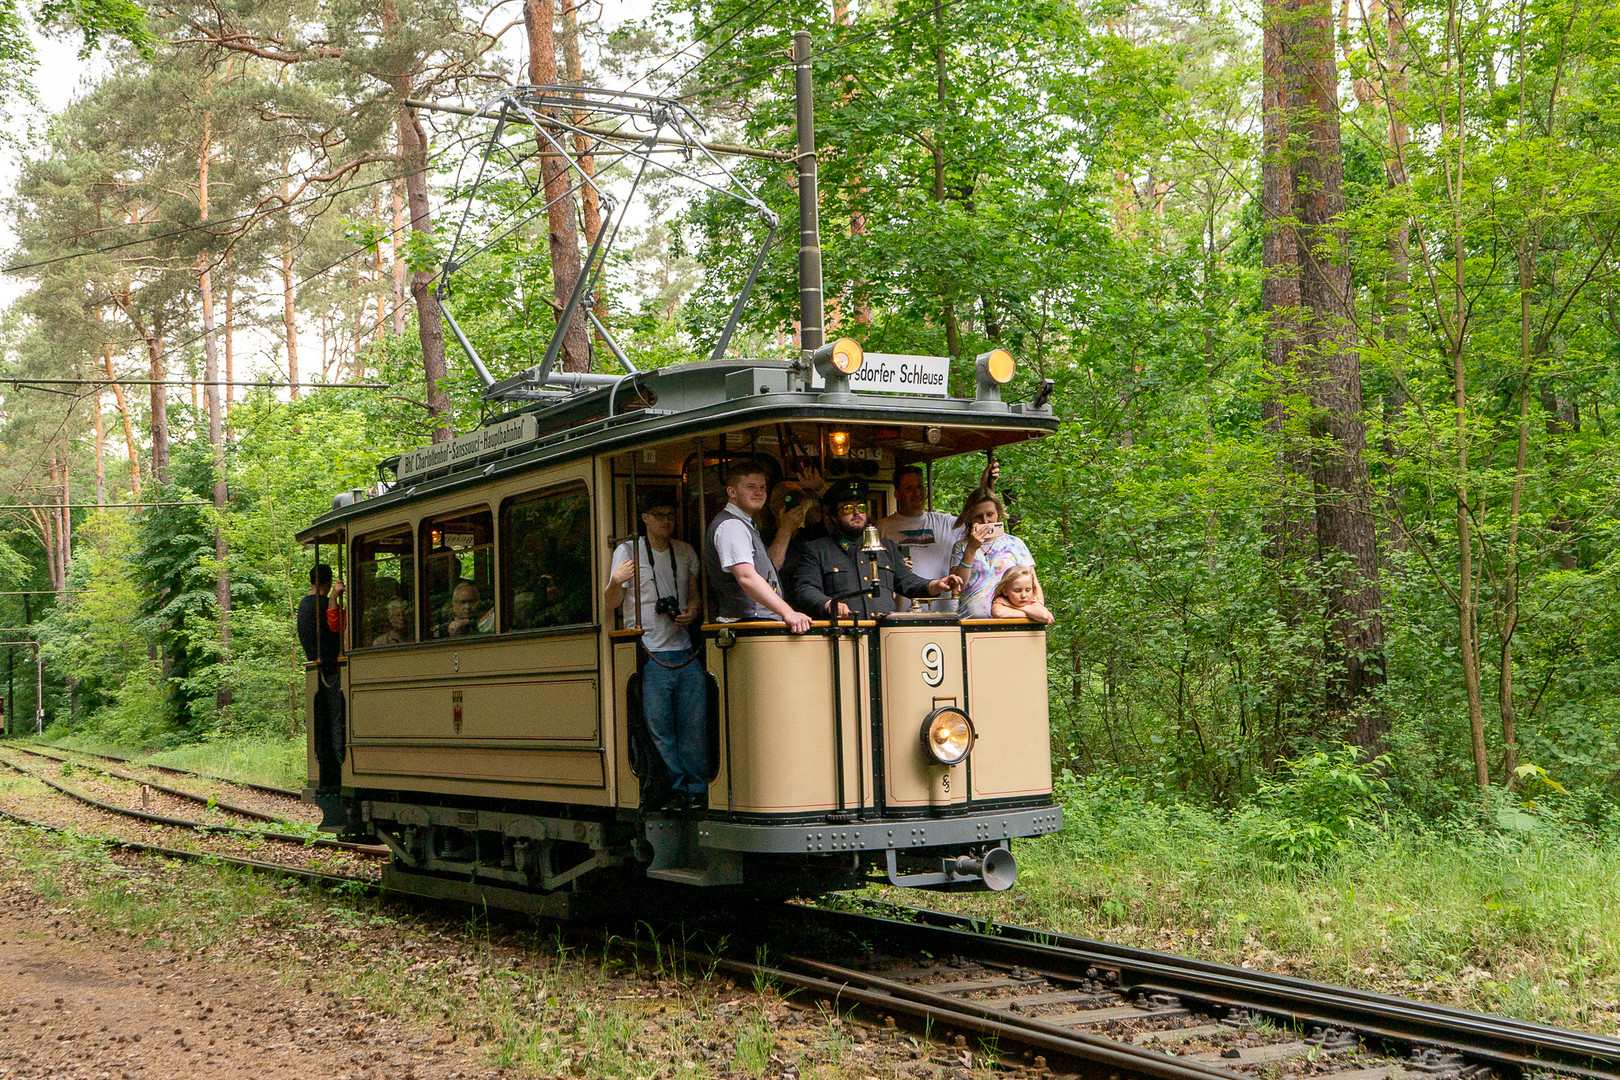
[834,501,870,517]
[643,509,675,520]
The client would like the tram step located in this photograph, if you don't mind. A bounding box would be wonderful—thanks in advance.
[647,866,738,887]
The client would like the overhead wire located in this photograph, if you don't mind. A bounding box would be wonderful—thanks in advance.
[617,0,782,96]
[2,125,489,277]
[676,0,974,103]
[4,2,947,488]
[8,116,556,391]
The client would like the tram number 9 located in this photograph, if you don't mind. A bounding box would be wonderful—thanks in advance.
[921,642,945,687]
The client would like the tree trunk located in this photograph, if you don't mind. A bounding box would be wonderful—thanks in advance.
[561,0,609,341]
[98,339,139,497]
[281,166,301,399]
[1439,2,1489,795]
[1261,0,1314,561]
[397,102,453,438]
[1381,0,1411,544]
[224,253,235,415]
[120,297,170,485]
[526,0,592,373]
[391,178,408,336]
[198,111,233,712]
[1289,0,1386,742]
[932,5,960,360]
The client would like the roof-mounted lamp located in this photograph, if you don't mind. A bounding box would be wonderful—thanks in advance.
[972,348,1016,411]
[811,337,863,400]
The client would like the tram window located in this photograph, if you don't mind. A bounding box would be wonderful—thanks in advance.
[421,508,495,639]
[352,526,416,648]
[501,483,593,631]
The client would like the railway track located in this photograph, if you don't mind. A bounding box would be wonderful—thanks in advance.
[12,745,303,825]
[700,901,1620,1080]
[25,741,302,800]
[0,804,378,892]
[0,748,384,859]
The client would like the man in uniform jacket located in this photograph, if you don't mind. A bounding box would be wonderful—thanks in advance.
[788,479,961,618]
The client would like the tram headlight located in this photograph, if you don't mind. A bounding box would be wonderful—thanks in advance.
[974,348,1015,406]
[920,708,975,766]
[811,337,864,394]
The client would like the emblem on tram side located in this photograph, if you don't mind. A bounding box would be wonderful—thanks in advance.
[452,690,464,733]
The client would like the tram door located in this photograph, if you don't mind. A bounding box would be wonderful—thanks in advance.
[607,456,692,810]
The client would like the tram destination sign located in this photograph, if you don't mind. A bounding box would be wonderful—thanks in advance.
[395,414,539,481]
[809,352,951,396]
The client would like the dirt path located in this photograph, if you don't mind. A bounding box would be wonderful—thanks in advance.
[0,900,500,1080]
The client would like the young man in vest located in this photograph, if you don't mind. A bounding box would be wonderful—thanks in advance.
[705,461,813,633]
[605,491,707,810]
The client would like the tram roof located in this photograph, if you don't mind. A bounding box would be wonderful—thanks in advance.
[297,359,1059,543]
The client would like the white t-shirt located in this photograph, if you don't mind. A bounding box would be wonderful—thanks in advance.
[880,511,962,581]
[713,502,764,572]
[610,537,699,653]
[881,511,963,610]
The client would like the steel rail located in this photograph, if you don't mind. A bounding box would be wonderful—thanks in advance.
[13,746,290,825]
[703,951,1236,1080]
[797,905,1620,1080]
[0,754,384,857]
[900,903,1620,1058]
[0,806,377,892]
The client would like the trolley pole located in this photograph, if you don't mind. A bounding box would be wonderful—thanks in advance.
[793,30,824,355]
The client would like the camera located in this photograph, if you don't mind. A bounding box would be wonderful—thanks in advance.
[654,595,681,618]
[782,491,801,510]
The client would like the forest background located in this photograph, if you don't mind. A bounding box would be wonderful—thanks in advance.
[2,0,1620,849]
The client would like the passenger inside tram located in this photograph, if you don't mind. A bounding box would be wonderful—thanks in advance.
[657,421,1040,629]
[502,484,592,630]
[372,596,413,645]
[439,579,489,637]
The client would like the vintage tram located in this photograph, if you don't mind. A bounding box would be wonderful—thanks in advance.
[296,346,1063,912]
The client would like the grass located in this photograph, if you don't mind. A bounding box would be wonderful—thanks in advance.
[872,780,1620,1034]
[0,820,978,1079]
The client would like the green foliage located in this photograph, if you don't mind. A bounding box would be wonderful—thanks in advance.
[5,0,1620,845]
[910,776,1620,1029]
[1239,746,1391,865]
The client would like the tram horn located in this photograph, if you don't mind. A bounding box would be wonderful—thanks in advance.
[953,846,1019,892]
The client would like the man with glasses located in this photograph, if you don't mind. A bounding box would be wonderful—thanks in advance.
[606,491,707,809]
[788,479,960,619]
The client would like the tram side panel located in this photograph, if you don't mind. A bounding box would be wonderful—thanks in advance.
[706,628,873,816]
[610,635,641,810]
[964,624,1053,802]
[878,623,970,811]
[342,634,610,802]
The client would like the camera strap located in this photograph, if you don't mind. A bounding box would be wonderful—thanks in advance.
[636,537,699,670]
[640,537,676,602]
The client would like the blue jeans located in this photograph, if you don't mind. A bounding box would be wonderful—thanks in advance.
[642,649,709,796]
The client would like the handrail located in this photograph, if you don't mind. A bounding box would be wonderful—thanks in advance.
[700,620,878,632]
